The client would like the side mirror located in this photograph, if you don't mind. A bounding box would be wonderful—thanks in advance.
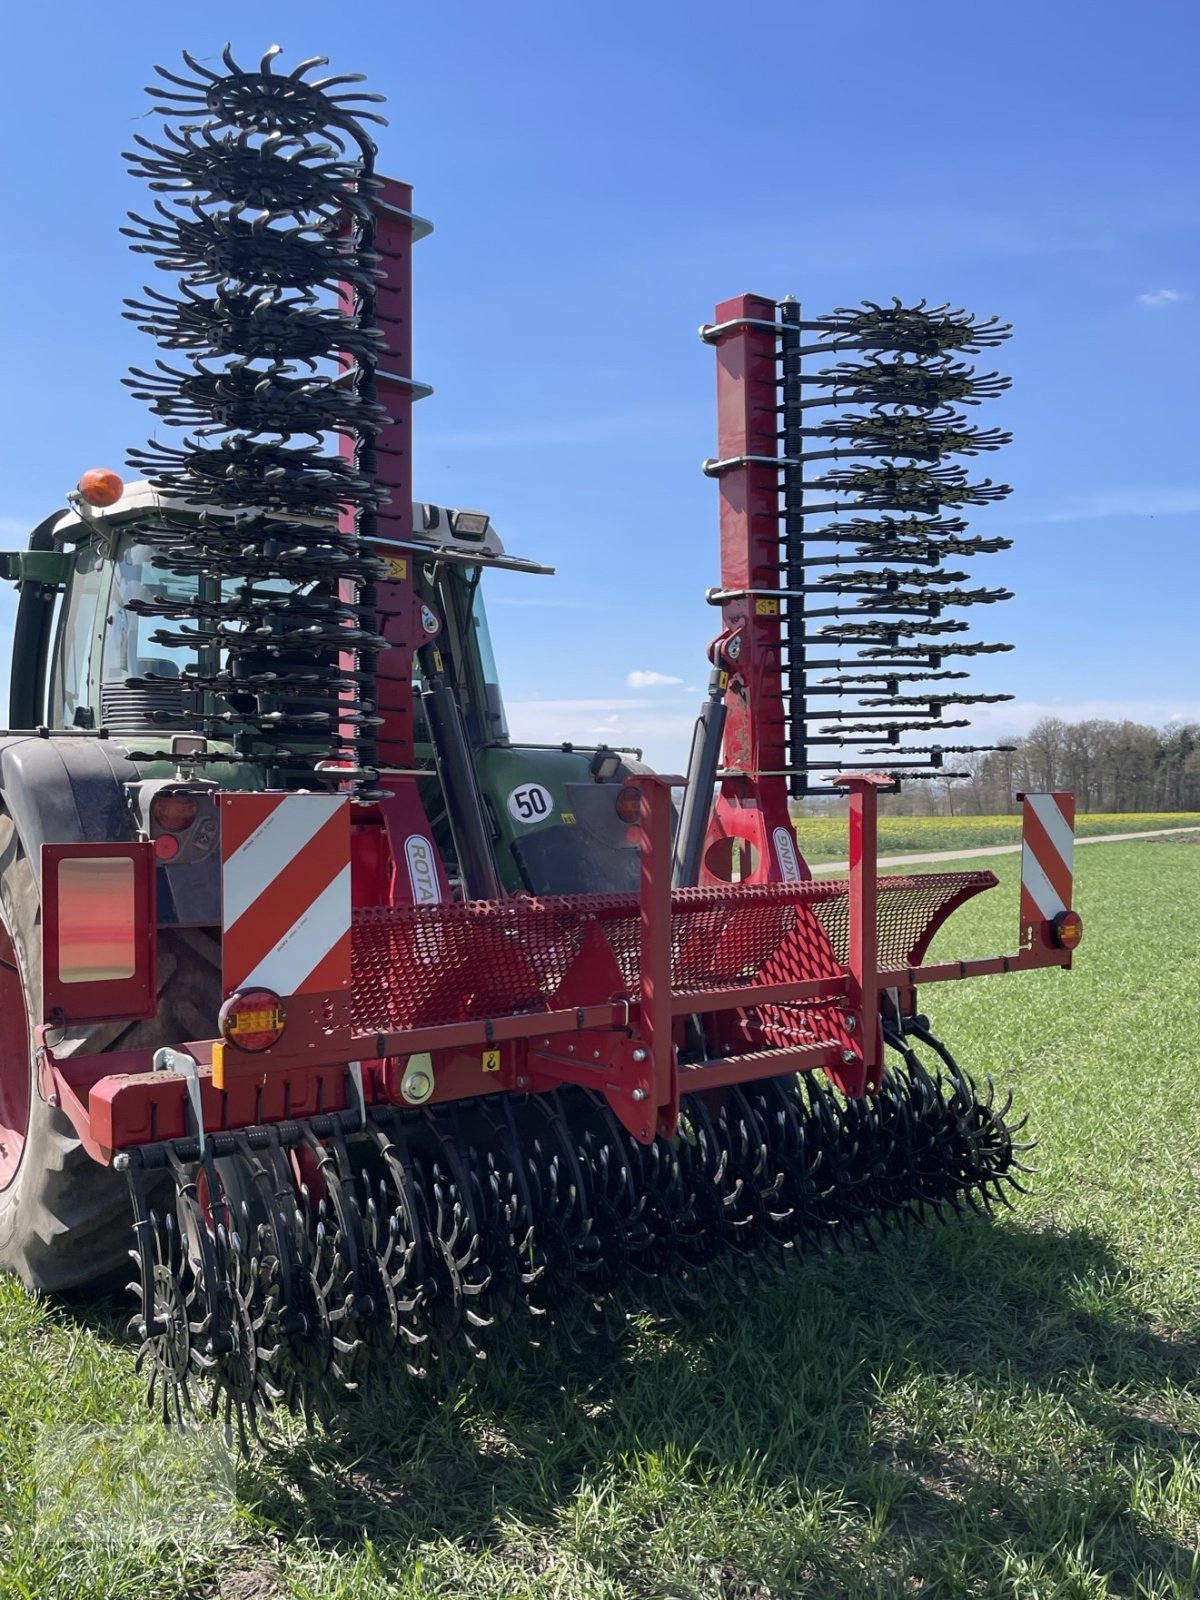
[0,550,74,586]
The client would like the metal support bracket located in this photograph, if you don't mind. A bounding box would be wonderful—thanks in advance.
[153,1046,206,1156]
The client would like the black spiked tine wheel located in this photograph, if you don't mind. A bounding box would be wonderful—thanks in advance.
[122,44,387,793]
[122,1032,1033,1449]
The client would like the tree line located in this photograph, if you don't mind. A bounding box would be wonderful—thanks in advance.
[875,717,1200,816]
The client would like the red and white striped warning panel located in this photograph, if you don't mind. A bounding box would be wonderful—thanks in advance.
[219,794,352,998]
[1020,792,1075,927]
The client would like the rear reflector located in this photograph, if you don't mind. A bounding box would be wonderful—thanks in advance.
[41,842,156,1024]
[153,832,181,861]
[57,856,137,981]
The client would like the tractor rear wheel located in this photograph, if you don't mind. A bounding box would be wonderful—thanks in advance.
[0,816,221,1293]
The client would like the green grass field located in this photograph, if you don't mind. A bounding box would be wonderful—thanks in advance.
[2,838,1198,1599]
[795,812,1200,864]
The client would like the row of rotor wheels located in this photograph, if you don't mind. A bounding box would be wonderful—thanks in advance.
[131,1051,1026,1450]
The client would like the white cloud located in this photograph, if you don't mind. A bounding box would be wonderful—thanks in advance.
[504,694,1200,775]
[506,696,697,769]
[963,698,1200,740]
[626,669,684,689]
[1137,288,1191,308]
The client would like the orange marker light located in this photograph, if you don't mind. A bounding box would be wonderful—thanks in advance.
[1051,909,1084,951]
[78,468,124,508]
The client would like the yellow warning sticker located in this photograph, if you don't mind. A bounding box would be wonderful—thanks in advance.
[755,598,780,616]
[717,670,729,690]
[560,812,577,825]
[381,556,408,580]
[482,1049,501,1074]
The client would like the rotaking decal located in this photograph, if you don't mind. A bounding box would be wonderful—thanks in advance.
[773,826,802,882]
[404,834,442,904]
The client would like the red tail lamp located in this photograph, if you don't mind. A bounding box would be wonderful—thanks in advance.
[219,989,287,1053]
[151,792,200,833]
[78,468,125,508]
[1051,909,1083,950]
[615,786,642,826]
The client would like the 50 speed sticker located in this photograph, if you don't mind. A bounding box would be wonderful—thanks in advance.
[507,783,554,825]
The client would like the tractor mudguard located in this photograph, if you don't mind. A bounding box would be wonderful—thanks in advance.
[474,745,651,896]
[0,735,139,895]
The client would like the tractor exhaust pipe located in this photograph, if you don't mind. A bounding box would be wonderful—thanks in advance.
[418,645,504,901]
[672,657,728,887]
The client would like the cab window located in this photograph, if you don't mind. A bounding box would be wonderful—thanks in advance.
[49,543,108,728]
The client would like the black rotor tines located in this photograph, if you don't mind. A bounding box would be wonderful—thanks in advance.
[127,438,378,511]
[123,201,381,292]
[126,125,375,219]
[803,355,1012,410]
[124,44,386,788]
[857,639,1014,659]
[126,359,390,436]
[124,285,383,365]
[813,410,1012,460]
[123,1027,1033,1451]
[767,298,1015,792]
[147,46,386,143]
[808,299,1011,357]
[809,513,970,542]
[815,464,1011,511]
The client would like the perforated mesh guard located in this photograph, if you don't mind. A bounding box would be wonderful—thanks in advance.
[812,870,998,970]
[348,871,998,1035]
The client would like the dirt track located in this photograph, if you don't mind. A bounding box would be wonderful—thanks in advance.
[808,824,1200,876]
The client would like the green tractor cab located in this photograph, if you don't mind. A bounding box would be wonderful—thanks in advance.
[2,481,650,900]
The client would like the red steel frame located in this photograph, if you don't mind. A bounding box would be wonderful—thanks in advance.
[339,176,449,905]
[39,776,1077,1166]
[34,231,1081,1168]
[702,292,798,887]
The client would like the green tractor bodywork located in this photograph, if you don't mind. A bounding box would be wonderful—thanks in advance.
[3,483,647,900]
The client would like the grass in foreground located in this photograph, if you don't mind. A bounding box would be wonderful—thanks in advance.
[0,838,1198,1598]
[794,812,1200,863]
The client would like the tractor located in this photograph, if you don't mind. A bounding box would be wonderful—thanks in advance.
[0,46,1082,1447]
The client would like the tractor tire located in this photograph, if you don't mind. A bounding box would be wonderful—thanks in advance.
[0,815,221,1294]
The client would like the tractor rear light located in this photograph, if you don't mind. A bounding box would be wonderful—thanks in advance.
[1051,909,1083,950]
[219,989,287,1053]
[449,509,490,541]
[153,832,181,862]
[615,786,642,826]
[151,792,200,833]
[77,468,124,508]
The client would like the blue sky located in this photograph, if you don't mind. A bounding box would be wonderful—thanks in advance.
[1,1,1196,771]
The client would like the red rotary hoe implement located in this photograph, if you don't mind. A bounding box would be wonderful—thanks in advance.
[0,47,1083,1449]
